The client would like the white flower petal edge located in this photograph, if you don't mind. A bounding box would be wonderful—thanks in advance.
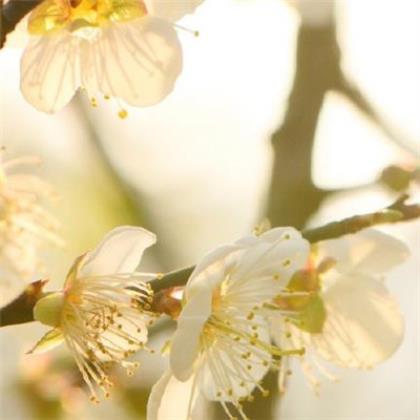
[147,369,205,420]
[317,228,409,276]
[20,31,81,113]
[170,287,213,381]
[78,226,156,278]
[186,227,310,301]
[145,0,204,21]
[311,274,404,368]
[185,244,244,299]
[82,17,183,107]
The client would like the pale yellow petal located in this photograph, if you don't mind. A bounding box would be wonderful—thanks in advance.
[82,17,182,106]
[20,32,80,113]
[317,229,409,275]
[78,226,156,278]
[312,274,404,368]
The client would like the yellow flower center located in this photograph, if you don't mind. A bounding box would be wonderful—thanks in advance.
[28,0,148,35]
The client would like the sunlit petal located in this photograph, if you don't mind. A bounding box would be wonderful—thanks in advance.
[82,16,182,107]
[317,229,409,275]
[312,274,404,368]
[20,32,80,113]
[78,226,156,278]
[170,287,213,381]
[148,369,205,420]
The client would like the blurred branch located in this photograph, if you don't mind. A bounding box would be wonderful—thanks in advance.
[0,280,46,326]
[266,21,340,228]
[0,0,40,48]
[267,2,418,231]
[2,196,418,328]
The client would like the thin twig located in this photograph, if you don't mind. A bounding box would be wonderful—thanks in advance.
[1,0,40,48]
[1,196,418,328]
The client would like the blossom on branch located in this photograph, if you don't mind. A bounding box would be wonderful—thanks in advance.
[0,152,62,307]
[271,229,409,393]
[30,226,158,402]
[148,228,310,420]
[20,0,203,115]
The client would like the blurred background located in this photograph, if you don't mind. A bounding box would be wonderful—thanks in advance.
[0,0,419,419]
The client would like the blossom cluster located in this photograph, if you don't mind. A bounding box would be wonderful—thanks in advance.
[148,226,408,419]
[26,222,408,419]
[0,0,413,418]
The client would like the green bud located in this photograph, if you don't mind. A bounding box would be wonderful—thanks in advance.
[33,292,65,327]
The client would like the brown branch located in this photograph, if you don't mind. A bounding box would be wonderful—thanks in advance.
[1,0,40,48]
[266,21,341,228]
[1,196,418,328]
[0,280,47,326]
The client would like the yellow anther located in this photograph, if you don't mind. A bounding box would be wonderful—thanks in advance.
[118,109,128,119]
[282,259,291,267]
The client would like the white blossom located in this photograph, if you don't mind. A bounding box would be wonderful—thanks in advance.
[21,0,203,115]
[0,152,62,307]
[31,226,158,402]
[271,229,409,393]
[148,228,310,420]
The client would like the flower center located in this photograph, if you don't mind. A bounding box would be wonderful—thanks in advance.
[28,0,148,35]
[34,292,65,327]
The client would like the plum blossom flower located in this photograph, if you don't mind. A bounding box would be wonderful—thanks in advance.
[0,152,62,307]
[271,229,409,393]
[21,0,203,115]
[148,227,310,420]
[31,226,158,402]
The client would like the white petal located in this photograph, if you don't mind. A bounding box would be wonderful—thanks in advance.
[317,229,409,275]
[312,274,404,368]
[20,32,80,113]
[228,233,309,296]
[170,287,212,381]
[145,0,203,21]
[259,227,303,244]
[147,369,205,420]
[82,17,182,106]
[78,226,156,278]
[185,244,243,298]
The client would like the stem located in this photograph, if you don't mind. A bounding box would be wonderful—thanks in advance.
[1,195,417,328]
[1,0,41,48]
